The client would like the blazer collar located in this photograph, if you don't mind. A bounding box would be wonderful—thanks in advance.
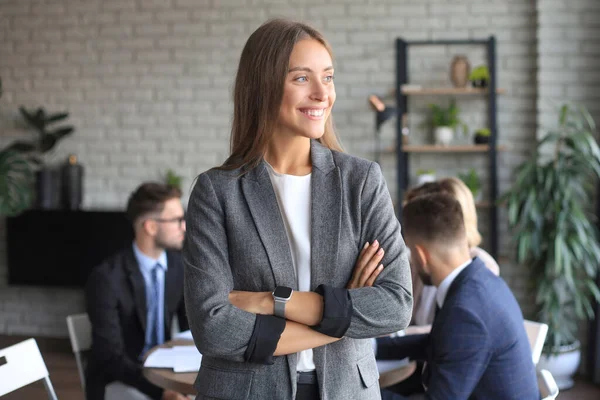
[443,257,485,304]
[241,139,341,290]
[242,139,336,182]
[124,246,148,331]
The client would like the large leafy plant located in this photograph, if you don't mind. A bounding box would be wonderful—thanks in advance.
[502,104,600,354]
[0,78,34,216]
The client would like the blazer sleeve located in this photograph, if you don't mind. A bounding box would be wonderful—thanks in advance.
[183,173,284,364]
[344,161,413,338]
[85,267,163,400]
[425,306,491,400]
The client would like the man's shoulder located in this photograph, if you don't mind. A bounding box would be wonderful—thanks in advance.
[88,247,134,280]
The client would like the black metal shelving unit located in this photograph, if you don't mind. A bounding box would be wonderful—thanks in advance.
[394,36,500,260]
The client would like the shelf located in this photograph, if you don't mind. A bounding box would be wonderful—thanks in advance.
[400,87,506,96]
[383,144,507,153]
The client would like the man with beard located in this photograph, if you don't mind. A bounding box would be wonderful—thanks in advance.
[86,183,189,400]
[378,193,538,400]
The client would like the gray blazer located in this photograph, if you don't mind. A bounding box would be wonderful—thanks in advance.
[184,140,412,400]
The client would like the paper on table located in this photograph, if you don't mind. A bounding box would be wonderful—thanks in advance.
[172,346,202,373]
[144,348,179,369]
[143,346,202,373]
[173,330,194,341]
[377,358,410,374]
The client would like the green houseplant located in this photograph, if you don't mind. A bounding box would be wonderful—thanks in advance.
[474,128,491,144]
[501,104,600,388]
[458,168,482,200]
[0,78,34,216]
[427,100,468,146]
[469,65,490,88]
[165,169,183,191]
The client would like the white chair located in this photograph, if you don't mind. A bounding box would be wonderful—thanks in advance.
[0,338,58,399]
[66,313,92,391]
[538,369,559,399]
[524,319,548,365]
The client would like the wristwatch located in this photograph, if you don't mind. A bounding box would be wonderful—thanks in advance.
[272,286,293,318]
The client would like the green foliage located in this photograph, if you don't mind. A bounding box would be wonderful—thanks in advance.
[165,169,183,191]
[416,169,436,176]
[501,104,600,354]
[475,128,491,137]
[469,65,490,81]
[0,77,34,216]
[427,100,468,135]
[458,168,482,196]
[11,106,74,162]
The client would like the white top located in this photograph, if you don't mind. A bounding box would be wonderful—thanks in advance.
[436,258,472,308]
[266,162,315,372]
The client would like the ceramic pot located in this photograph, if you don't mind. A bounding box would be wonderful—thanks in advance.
[537,341,581,390]
[450,55,470,88]
[434,126,454,146]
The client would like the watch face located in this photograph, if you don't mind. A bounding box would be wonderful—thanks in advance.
[273,286,293,299]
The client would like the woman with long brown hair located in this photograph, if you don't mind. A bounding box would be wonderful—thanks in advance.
[183,19,412,400]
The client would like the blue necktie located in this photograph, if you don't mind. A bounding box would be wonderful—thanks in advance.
[148,264,163,348]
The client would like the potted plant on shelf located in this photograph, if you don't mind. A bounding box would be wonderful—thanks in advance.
[428,100,468,146]
[458,168,482,201]
[165,169,183,191]
[14,106,75,209]
[0,78,34,216]
[501,104,600,390]
[473,128,491,144]
[469,65,490,88]
[416,169,436,186]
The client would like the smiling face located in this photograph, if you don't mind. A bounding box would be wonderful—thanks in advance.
[275,38,336,140]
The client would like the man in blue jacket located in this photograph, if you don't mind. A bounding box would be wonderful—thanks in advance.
[380,193,539,399]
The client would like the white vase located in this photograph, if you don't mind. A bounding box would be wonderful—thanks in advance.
[434,126,454,146]
[537,341,581,390]
[416,174,436,186]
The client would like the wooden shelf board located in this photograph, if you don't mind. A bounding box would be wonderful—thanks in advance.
[400,87,506,96]
[383,144,507,153]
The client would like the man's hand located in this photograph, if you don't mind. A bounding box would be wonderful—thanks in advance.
[347,240,385,289]
[229,290,272,315]
[162,389,188,400]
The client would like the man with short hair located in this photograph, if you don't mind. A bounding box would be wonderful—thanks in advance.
[86,183,189,400]
[379,193,539,400]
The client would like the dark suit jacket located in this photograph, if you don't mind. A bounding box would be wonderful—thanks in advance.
[85,246,189,400]
[377,258,539,400]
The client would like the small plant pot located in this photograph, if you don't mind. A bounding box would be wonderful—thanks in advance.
[474,134,490,144]
[471,79,488,88]
[416,173,436,186]
[434,126,454,146]
[537,341,581,390]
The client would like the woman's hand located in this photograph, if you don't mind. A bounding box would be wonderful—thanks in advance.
[347,240,385,289]
[229,290,272,315]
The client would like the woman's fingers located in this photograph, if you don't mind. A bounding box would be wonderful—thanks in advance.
[365,264,383,287]
[358,248,384,287]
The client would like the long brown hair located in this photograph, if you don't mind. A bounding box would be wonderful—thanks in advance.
[220,19,343,172]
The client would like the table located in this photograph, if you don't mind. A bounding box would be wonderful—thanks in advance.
[143,340,198,395]
[143,340,416,394]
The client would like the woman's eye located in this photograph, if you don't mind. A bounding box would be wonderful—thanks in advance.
[324,75,334,83]
[295,76,308,82]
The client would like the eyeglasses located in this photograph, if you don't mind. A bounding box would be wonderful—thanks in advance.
[151,216,186,227]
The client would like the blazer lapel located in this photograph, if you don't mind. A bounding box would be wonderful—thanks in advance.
[241,162,297,289]
[310,140,341,290]
[124,247,147,331]
[163,252,178,335]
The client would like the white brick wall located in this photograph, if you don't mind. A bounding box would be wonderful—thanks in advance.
[0,0,594,338]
